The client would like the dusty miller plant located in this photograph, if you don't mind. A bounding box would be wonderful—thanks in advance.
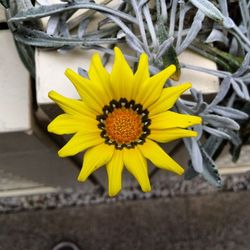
[1,0,250,187]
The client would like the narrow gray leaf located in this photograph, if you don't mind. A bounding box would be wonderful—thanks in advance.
[223,129,241,147]
[142,4,158,49]
[47,15,60,35]
[183,138,203,173]
[190,0,234,28]
[229,37,239,56]
[212,106,248,120]
[218,0,229,17]
[156,37,174,59]
[208,77,231,107]
[106,14,144,53]
[231,79,248,100]
[203,135,224,157]
[9,3,137,25]
[203,114,240,130]
[200,146,222,187]
[237,79,250,100]
[78,18,90,38]
[181,63,229,78]
[190,0,224,21]
[205,29,229,46]
[177,10,205,54]
[191,138,203,173]
[203,126,231,140]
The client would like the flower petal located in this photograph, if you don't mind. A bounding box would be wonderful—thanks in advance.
[88,53,113,101]
[149,128,198,143]
[148,83,192,116]
[65,68,104,113]
[131,53,150,100]
[48,90,94,117]
[138,139,184,175]
[123,147,151,192]
[110,47,134,100]
[48,114,99,135]
[106,150,124,196]
[135,65,176,108]
[150,111,202,129]
[58,132,103,157]
[78,143,114,182]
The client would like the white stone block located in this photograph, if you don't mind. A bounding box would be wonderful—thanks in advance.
[177,50,219,93]
[36,48,219,104]
[0,5,5,23]
[0,30,31,132]
[36,48,105,104]
[217,145,250,175]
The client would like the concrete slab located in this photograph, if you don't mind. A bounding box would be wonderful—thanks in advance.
[0,148,94,191]
[0,192,250,250]
[0,130,95,195]
[0,196,189,250]
[187,192,250,249]
[0,132,47,154]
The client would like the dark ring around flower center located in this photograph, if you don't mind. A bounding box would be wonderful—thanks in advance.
[96,98,151,150]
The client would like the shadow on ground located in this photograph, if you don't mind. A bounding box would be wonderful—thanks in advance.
[0,191,250,250]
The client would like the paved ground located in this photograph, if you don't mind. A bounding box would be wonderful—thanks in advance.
[0,191,250,250]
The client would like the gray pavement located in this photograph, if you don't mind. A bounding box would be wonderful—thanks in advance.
[0,191,250,250]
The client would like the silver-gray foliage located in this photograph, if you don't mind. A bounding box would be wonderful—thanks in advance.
[3,0,250,187]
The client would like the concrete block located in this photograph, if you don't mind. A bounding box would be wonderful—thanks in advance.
[216,144,250,175]
[0,30,30,133]
[36,48,219,104]
[0,5,5,23]
[177,50,219,93]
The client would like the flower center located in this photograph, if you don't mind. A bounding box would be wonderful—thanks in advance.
[105,108,142,144]
[97,98,151,150]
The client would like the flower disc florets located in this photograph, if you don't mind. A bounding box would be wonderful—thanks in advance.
[96,98,151,149]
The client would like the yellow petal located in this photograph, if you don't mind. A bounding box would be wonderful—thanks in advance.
[131,53,150,100]
[48,114,99,135]
[65,68,104,113]
[148,83,192,116]
[123,147,151,192]
[88,53,113,101]
[110,47,134,100]
[149,128,197,143]
[106,150,124,196]
[150,111,202,129]
[78,143,114,182]
[138,139,184,175]
[48,90,94,117]
[58,132,103,157]
[135,65,176,108]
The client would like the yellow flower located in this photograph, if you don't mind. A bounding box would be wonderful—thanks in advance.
[48,47,202,196]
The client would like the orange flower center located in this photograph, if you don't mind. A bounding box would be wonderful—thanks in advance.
[105,108,143,144]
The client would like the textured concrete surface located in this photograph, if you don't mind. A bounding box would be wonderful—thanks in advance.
[0,132,95,194]
[0,191,250,250]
